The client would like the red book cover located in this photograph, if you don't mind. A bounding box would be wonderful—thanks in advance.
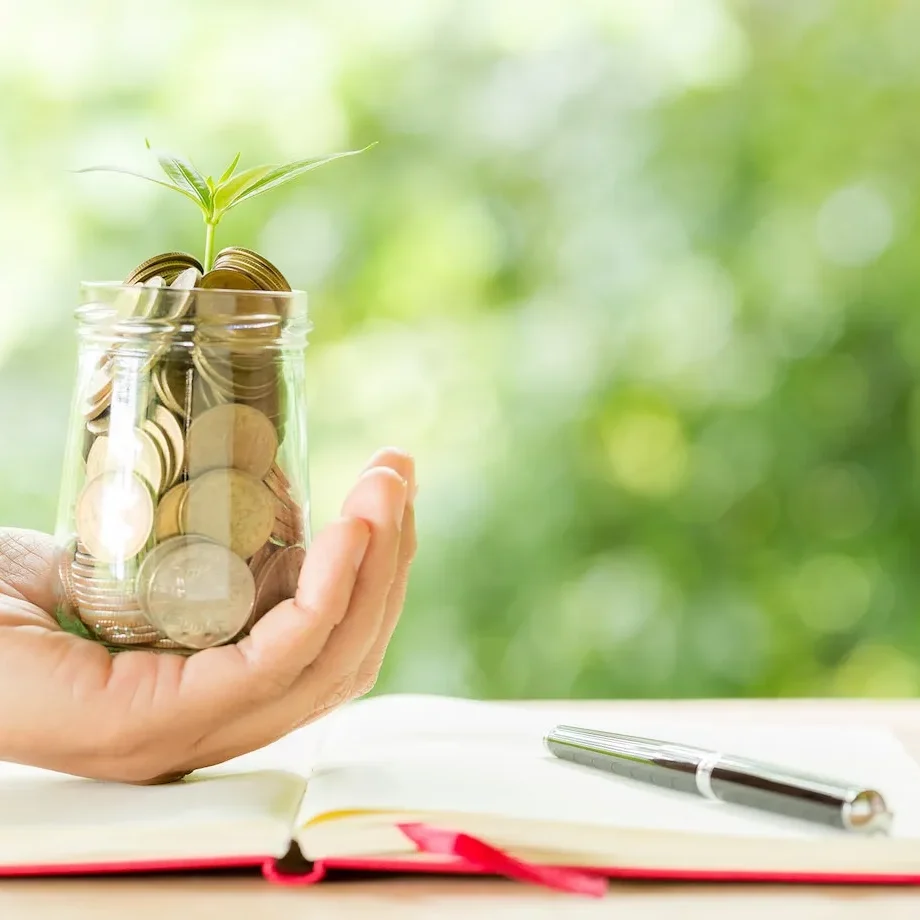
[4,823,920,898]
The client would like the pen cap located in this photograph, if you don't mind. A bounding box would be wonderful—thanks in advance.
[844,790,891,833]
[707,754,893,835]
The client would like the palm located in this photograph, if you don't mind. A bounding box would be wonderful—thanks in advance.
[0,450,416,783]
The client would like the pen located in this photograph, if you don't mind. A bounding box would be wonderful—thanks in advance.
[544,724,893,834]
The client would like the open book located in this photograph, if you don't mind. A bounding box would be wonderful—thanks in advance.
[2,694,920,895]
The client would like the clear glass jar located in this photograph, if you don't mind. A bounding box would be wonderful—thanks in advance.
[52,280,311,653]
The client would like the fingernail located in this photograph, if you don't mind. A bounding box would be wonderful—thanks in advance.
[357,467,409,528]
[353,520,371,570]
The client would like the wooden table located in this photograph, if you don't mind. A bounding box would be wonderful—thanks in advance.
[3,699,920,919]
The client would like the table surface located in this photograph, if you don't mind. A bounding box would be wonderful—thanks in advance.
[3,698,920,919]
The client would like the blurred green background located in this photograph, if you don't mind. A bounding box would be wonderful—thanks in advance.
[1,0,918,700]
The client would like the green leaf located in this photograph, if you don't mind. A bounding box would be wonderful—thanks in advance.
[145,140,212,209]
[213,165,275,211]
[217,152,241,185]
[221,144,377,211]
[73,165,203,206]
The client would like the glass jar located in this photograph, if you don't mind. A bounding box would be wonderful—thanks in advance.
[52,276,311,654]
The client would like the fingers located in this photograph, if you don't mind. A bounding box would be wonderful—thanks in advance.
[361,447,417,501]
[354,498,417,692]
[236,448,413,690]
[180,516,370,707]
[0,528,60,612]
[309,466,408,681]
[349,449,416,691]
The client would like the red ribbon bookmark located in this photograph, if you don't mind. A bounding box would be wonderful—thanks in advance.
[397,823,607,898]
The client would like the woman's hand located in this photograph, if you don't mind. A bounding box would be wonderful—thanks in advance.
[0,448,416,784]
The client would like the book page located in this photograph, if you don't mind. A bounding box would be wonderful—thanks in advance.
[0,700,379,868]
[297,694,920,845]
[0,761,306,868]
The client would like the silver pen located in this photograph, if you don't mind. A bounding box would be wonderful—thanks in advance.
[544,724,893,834]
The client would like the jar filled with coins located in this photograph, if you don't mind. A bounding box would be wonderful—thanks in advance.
[52,248,311,653]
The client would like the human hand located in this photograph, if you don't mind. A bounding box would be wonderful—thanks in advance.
[0,448,416,783]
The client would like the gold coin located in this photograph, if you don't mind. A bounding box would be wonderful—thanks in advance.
[182,468,275,559]
[139,535,255,649]
[247,540,276,575]
[76,596,148,618]
[83,436,108,482]
[191,354,277,403]
[135,534,208,605]
[85,428,165,496]
[82,359,114,420]
[125,251,203,285]
[131,276,166,319]
[70,569,135,591]
[196,281,278,322]
[89,621,163,646]
[265,463,300,513]
[70,562,136,586]
[56,539,78,611]
[196,349,277,382]
[191,370,226,415]
[73,544,97,566]
[71,565,143,614]
[82,428,96,462]
[93,633,159,648]
[86,413,110,436]
[141,418,175,488]
[84,629,156,647]
[71,575,138,598]
[207,356,278,391]
[186,403,278,480]
[73,593,142,614]
[164,266,201,320]
[150,637,186,650]
[80,613,151,632]
[243,392,285,438]
[268,461,292,489]
[154,481,189,542]
[153,361,194,418]
[84,619,155,633]
[214,247,279,282]
[248,544,305,632]
[221,259,276,294]
[271,501,304,546]
[190,350,236,401]
[271,524,302,548]
[199,267,260,291]
[152,404,186,484]
[81,616,154,632]
[218,248,291,292]
[226,291,280,319]
[75,470,155,563]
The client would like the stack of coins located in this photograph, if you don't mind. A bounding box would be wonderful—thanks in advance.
[125,251,203,285]
[64,248,306,652]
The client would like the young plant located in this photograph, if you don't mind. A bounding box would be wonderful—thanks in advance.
[78,140,375,271]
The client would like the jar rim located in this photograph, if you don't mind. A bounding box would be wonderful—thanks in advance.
[75,282,310,346]
[79,281,308,296]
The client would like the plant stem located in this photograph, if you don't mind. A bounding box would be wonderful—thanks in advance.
[204,219,217,272]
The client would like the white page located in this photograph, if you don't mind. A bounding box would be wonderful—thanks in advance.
[299,694,920,841]
[0,769,305,866]
[0,714,337,867]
